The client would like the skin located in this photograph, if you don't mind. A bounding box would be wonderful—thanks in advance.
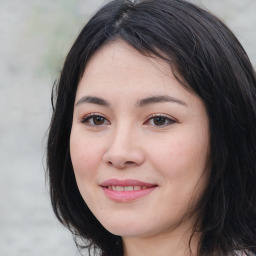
[70,40,210,256]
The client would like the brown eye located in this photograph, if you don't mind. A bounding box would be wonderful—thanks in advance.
[93,116,105,125]
[81,114,110,126]
[153,116,168,126]
[144,115,176,127]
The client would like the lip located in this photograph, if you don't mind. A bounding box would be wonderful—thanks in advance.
[100,179,157,202]
[100,179,156,187]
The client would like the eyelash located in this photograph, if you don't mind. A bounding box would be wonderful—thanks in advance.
[144,114,176,127]
[80,113,176,127]
[81,113,110,126]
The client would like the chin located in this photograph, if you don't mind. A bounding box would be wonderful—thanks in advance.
[99,218,148,237]
[102,219,162,238]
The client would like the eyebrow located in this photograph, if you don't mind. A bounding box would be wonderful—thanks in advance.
[75,95,187,108]
[76,96,110,107]
[137,95,187,107]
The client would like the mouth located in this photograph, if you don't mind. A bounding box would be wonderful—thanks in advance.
[100,179,158,202]
[105,185,153,191]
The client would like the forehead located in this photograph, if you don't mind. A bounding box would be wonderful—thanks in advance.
[78,40,180,94]
[75,39,204,113]
[84,40,171,77]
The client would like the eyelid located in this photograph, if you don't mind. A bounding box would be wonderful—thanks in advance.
[79,113,176,127]
[80,113,110,125]
[144,113,177,126]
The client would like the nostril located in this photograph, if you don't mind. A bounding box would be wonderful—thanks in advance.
[125,161,135,165]
[106,160,136,168]
[107,161,113,166]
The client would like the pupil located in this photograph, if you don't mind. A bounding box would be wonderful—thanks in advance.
[93,116,104,125]
[154,117,165,125]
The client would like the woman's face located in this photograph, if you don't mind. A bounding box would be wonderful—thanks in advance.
[70,40,210,239]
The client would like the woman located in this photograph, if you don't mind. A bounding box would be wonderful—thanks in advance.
[47,0,256,255]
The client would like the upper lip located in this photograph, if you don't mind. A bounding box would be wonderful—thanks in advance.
[100,179,157,187]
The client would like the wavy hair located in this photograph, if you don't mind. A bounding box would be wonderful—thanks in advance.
[47,0,256,255]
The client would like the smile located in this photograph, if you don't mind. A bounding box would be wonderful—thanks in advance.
[100,179,157,202]
[107,185,149,191]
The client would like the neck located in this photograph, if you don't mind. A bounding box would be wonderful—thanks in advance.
[122,227,200,256]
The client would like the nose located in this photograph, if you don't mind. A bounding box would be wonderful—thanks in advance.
[103,126,145,169]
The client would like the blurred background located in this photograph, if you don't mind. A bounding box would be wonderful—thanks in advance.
[0,0,255,255]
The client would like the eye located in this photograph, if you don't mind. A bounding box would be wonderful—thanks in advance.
[145,114,176,127]
[81,114,110,126]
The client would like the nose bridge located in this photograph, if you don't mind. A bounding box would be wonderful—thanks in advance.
[112,122,133,148]
[103,120,144,168]
[109,121,138,157]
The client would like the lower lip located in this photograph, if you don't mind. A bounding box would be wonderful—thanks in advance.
[102,187,157,202]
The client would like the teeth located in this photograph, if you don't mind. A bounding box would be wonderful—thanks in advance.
[124,186,133,191]
[116,186,123,191]
[107,186,149,191]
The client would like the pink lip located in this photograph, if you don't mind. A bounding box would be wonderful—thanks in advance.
[100,179,155,187]
[100,179,157,202]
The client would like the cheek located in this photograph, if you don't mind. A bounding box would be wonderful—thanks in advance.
[69,131,104,209]
[146,128,209,180]
[70,131,101,179]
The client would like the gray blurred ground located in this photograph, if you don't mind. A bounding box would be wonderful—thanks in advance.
[0,0,255,255]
